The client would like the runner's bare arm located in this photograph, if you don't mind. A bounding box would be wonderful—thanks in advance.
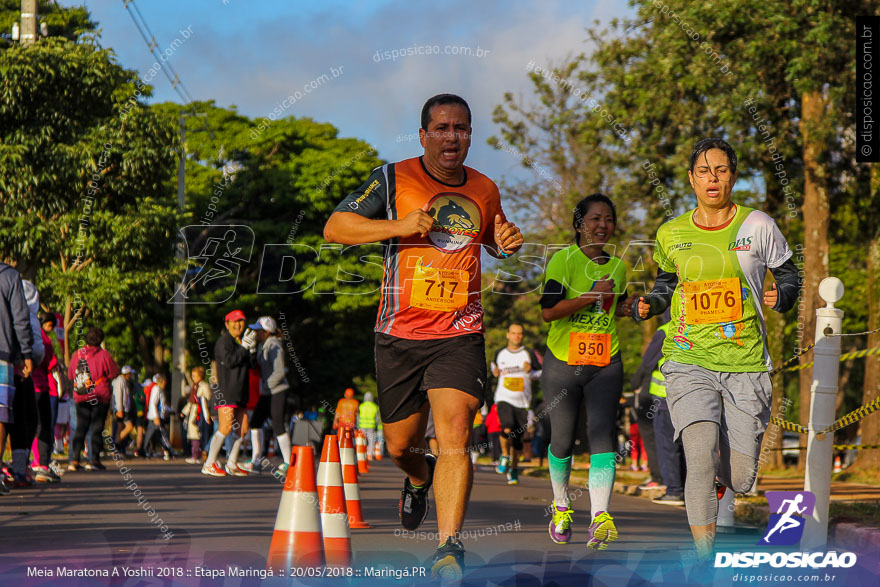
[324,208,434,244]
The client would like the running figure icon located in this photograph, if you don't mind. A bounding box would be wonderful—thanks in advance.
[762,493,807,544]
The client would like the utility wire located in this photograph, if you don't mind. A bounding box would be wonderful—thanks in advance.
[121,0,195,104]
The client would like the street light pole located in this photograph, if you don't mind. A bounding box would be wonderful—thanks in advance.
[169,111,207,450]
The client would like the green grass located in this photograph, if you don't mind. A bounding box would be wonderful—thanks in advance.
[828,500,880,526]
[732,495,880,528]
[832,467,880,486]
[756,466,805,479]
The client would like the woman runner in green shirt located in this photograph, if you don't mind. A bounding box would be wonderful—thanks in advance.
[540,194,634,550]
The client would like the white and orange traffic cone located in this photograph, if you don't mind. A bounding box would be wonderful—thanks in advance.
[373,440,382,461]
[833,455,842,473]
[266,445,325,570]
[336,425,350,454]
[355,431,370,474]
[340,429,371,529]
[317,435,351,567]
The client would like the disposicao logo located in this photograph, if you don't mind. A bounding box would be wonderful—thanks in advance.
[714,491,858,570]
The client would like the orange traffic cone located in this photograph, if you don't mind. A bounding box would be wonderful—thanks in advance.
[340,429,371,528]
[833,456,842,473]
[317,435,352,567]
[355,431,370,474]
[373,439,383,461]
[266,445,325,570]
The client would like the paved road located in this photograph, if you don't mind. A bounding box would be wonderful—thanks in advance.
[0,457,875,586]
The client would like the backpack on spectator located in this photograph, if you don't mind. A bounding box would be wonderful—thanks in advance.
[73,348,102,396]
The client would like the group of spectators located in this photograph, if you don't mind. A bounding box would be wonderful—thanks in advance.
[0,261,127,489]
[0,261,299,491]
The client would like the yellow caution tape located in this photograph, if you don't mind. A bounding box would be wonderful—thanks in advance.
[764,444,880,451]
[769,395,880,435]
[824,395,880,434]
[784,345,880,372]
[769,341,816,376]
[769,416,809,435]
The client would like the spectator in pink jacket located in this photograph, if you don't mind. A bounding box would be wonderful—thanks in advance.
[31,312,62,482]
[67,327,119,471]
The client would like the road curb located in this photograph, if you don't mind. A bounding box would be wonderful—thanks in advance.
[614,482,665,499]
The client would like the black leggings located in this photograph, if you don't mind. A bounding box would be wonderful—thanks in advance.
[250,393,287,436]
[35,391,59,466]
[541,351,623,458]
[70,401,110,464]
[10,375,37,450]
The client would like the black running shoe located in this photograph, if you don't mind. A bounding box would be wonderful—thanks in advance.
[431,537,465,581]
[398,453,436,530]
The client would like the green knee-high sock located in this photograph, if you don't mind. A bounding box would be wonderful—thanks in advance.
[548,446,572,508]
[588,452,616,518]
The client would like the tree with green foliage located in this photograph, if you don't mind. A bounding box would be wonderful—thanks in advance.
[0,0,93,46]
[151,101,384,406]
[0,20,180,364]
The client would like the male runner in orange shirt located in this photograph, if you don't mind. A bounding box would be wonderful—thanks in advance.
[324,94,523,579]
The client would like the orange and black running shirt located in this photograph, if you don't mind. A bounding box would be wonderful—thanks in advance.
[333,156,507,340]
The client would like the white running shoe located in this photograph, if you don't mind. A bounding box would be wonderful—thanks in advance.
[225,463,249,476]
[201,462,226,477]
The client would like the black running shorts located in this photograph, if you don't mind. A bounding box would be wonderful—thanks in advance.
[495,401,528,450]
[375,332,487,423]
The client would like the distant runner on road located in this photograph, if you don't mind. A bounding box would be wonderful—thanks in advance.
[490,322,541,486]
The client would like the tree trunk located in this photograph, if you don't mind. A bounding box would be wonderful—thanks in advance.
[137,333,156,375]
[153,336,166,372]
[854,163,880,469]
[797,90,831,470]
[63,299,72,365]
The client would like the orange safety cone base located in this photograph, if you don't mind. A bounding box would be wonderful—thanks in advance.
[267,531,324,569]
[266,445,326,570]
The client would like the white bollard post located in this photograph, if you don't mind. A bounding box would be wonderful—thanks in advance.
[802,277,844,550]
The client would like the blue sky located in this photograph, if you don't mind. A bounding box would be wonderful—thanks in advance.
[71,0,633,182]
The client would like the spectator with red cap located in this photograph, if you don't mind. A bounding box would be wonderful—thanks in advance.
[202,309,256,477]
